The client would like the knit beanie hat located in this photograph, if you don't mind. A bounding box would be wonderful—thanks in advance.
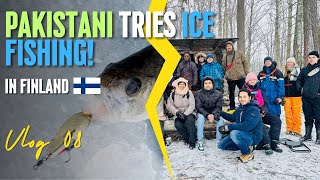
[202,76,215,89]
[286,57,296,64]
[308,51,319,58]
[264,56,273,63]
[206,53,214,60]
[226,41,234,48]
[245,72,258,83]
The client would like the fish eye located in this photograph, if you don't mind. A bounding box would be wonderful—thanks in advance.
[125,78,142,97]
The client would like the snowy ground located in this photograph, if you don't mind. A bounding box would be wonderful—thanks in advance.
[163,106,320,180]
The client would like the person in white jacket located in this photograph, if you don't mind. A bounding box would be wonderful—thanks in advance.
[166,77,196,149]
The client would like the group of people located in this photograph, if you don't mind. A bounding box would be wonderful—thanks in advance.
[160,41,320,163]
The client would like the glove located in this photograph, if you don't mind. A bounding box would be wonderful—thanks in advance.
[218,125,229,134]
[176,111,186,120]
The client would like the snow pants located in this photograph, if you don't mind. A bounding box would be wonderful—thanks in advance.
[284,97,302,134]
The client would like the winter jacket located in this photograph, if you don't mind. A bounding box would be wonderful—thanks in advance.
[196,88,223,119]
[176,60,198,86]
[296,63,320,99]
[257,63,284,116]
[284,66,301,97]
[194,63,204,90]
[166,90,196,119]
[242,83,269,113]
[221,100,263,142]
[200,62,224,90]
[222,50,249,81]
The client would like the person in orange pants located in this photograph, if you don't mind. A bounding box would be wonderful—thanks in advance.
[283,57,302,136]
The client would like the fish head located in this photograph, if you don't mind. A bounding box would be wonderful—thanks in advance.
[84,46,164,122]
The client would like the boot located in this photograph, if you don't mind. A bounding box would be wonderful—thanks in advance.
[165,136,172,146]
[300,125,313,142]
[198,142,204,151]
[237,153,254,163]
[271,140,282,153]
[262,144,273,155]
[189,143,196,149]
[255,143,263,150]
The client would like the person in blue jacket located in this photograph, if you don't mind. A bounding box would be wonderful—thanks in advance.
[218,89,263,163]
[257,57,285,117]
[200,54,224,92]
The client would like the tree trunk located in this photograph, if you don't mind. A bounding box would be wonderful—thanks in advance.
[303,0,310,65]
[223,0,229,38]
[237,0,245,53]
[310,0,319,50]
[247,0,255,65]
[293,0,303,66]
[286,0,293,60]
[218,0,223,37]
[274,0,281,63]
[229,1,233,37]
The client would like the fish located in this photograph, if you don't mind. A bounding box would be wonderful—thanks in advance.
[42,45,165,161]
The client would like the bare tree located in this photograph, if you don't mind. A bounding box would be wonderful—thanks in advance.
[303,0,311,65]
[237,0,246,52]
[293,0,303,65]
[218,0,223,37]
[228,1,236,37]
[223,0,229,37]
[245,0,268,69]
[166,0,186,39]
[246,0,255,64]
[274,0,281,63]
[310,0,319,50]
[286,0,293,60]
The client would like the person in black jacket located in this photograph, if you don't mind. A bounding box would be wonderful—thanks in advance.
[218,89,263,163]
[296,51,320,144]
[196,76,223,151]
[194,52,206,91]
